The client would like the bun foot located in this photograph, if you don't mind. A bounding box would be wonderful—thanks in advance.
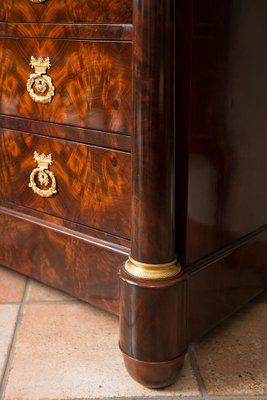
[121,348,185,389]
[119,267,187,388]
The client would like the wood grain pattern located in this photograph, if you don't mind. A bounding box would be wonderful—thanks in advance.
[0,0,132,24]
[0,200,130,248]
[131,0,176,263]
[0,129,131,238]
[0,38,132,134]
[0,115,132,151]
[0,22,133,41]
[0,0,266,390]
[0,200,131,248]
[0,205,129,314]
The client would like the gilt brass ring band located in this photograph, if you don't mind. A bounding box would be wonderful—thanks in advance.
[125,255,181,280]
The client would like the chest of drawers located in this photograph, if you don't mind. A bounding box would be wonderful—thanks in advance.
[0,0,266,389]
[0,0,133,316]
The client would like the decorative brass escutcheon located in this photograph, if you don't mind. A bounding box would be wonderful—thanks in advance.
[29,152,57,198]
[26,57,55,104]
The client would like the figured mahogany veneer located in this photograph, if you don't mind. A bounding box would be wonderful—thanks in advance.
[0,205,128,315]
[0,0,132,24]
[0,0,266,390]
[0,115,131,151]
[0,23,133,41]
[0,129,131,238]
[0,39,132,134]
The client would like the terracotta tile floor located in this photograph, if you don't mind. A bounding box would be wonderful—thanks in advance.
[0,265,266,400]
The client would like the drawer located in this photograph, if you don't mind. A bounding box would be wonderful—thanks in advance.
[0,38,132,134]
[0,129,131,238]
[0,0,132,24]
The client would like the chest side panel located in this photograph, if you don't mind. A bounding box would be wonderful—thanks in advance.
[186,0,267,263]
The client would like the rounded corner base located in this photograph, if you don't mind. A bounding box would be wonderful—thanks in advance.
[120,347,186,389]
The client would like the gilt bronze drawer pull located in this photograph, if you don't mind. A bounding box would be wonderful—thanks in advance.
[26,57,55,104]
[29,152,57,198]
[29,0,47,3]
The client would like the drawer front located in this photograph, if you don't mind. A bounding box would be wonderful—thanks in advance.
[0,39,132,134]
[0,206,126,314]
[0,129,131,238]
[0,0,132,24]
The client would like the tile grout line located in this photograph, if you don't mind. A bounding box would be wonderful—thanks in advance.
[1,300,82,306]
[188,345,209,400]
[65,396,205,400]
[26,299,82,305]
[205,396,267,400]
[0,278,30,400]
[188,346,267,400]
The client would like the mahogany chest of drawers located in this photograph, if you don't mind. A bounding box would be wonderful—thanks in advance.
[0,0,266,388]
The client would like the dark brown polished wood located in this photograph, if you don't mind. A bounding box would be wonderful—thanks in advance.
[119,0,267,389]
[120,269,187,388]
[0,0,266,390]
[185,0,267,264]
[130,0,176,264]
[0,115,131,151]
[0,205,128,315]
[187,228,267,343]
[0,0,132,24]
[0,129,131,238]
[0,39,132,134]
[175,0,193,264]
[0,201,130,248]
[0,0,133,315]
[119,0,185,388]
[0,23,133,41]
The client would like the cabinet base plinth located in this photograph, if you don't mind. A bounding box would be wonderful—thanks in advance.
[120,348,185,389]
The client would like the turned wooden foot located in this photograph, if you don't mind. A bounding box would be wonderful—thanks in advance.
[120,0,187,388]
[121,350,185,389]
[119,267,187,388]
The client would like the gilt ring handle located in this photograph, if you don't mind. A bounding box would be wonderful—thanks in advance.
[26,57,55,104]
[29,152,57,198]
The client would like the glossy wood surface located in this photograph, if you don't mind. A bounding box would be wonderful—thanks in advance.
[120,225,267,386]
[0,0,266,389]
[0,200,130,248]
[120,268,187,387]
[0,129,131,238]
[122,351,185,389]
[120,0,267,388]
[0,22,133,41]
[187,227,267,342]
[131,0,176,263]
[120,272,187,362]
[0,115,131,151]
[174,0,193,265]
[0,0,132,24]
[0,39,132,134]
[185,0,267,263]
[0,205,128,314]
